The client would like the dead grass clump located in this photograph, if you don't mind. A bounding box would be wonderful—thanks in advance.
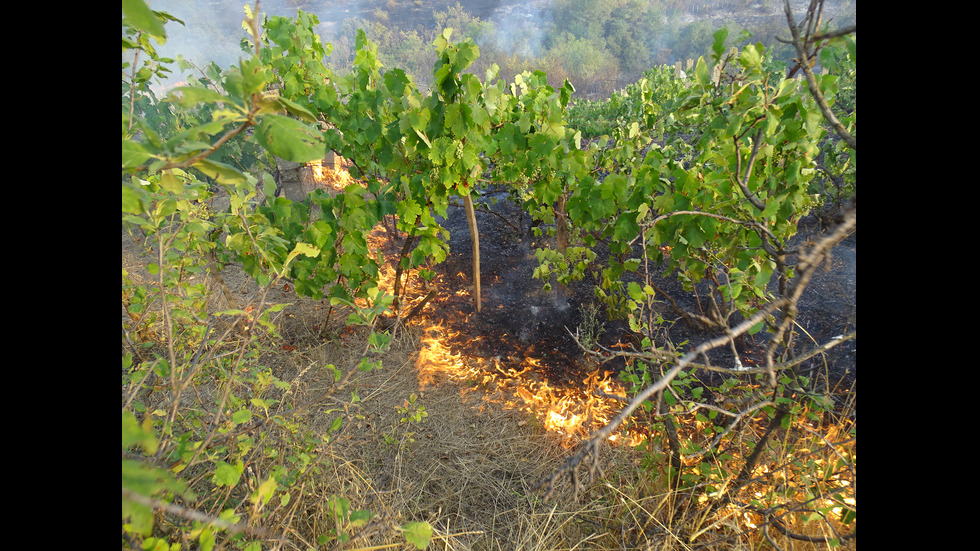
[296,326,586,549]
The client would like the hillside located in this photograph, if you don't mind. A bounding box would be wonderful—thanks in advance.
[154,0,856,99]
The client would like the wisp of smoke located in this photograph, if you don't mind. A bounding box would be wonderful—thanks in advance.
[484,1,554,59]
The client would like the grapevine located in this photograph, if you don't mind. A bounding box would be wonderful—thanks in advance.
[123,0,855,547]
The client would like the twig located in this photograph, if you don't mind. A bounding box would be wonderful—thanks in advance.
[403,290,437,325]
[733,126,768,212]
[122,487,275,539]
[681,399,775,462]
[126,1,267,175]
[782,0,856,150]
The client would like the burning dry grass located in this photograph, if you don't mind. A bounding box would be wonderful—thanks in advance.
[235,226,663,547]
[244,296,855,550]
[308,157,357,194]
[415,322,640,448]
[269,313,624,549]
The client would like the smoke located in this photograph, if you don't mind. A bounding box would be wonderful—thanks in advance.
[140,1,365,91]
[137,0,558,94]
[482,0,554,59]
[134,1,855,95]
[143,1,558,72]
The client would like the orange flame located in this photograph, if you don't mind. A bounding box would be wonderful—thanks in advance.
[415,323,644,447]
[309,158,356,194]
[344,176,647,448]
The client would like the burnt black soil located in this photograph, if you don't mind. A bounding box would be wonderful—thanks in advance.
[411,186,855,393]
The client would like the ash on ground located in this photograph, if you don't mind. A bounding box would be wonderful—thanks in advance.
[408,187,855,392]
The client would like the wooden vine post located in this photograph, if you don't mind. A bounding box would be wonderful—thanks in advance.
[463,190,481,312]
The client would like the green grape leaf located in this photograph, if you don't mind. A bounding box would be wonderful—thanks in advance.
[193,159,248,186]
[255,114,326,163]
[122,0,166,39]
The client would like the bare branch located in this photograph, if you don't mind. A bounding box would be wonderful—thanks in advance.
[734,126,769,212]
[814,24,856,42]
[783,0,856,150]
[540,202,855,500]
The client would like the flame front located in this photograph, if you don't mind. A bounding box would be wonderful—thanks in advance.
[309,158,356,193]
[416,323,641,447]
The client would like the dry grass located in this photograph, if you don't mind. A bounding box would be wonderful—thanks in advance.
[268,308,606,550]
[123,224,854,551]
[232,294,852,550]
